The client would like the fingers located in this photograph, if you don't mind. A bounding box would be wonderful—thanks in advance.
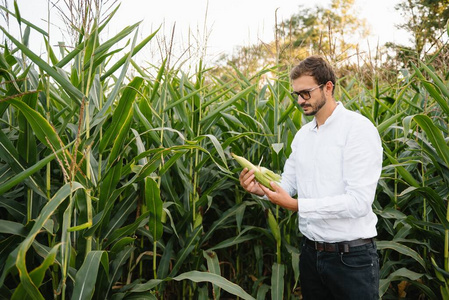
[259,182,278,204]
[269,181,278,191]
[239,167,250,181]
[258,182,271,195]
[239,168,265,196]
[239,168,254,185]
[259,180,276,190]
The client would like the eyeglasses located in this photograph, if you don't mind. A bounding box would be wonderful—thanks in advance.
[290,84,324,100]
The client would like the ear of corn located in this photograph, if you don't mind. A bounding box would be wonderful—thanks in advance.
[231,153,281,191]
[266,208,281,242]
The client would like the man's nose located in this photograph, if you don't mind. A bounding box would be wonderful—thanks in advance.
[297,97,305,105]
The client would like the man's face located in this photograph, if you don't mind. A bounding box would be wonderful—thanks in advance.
[291,75,326,116]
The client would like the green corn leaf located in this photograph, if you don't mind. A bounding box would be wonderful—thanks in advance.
[98,161,123,211]
[72,251,108,300]
[203,250,221,276]
[0,199,25,220]
[103,211,150,248]
[0,129,45,197]
[0,220,26,236]
[257,284,270,300]
[17,83,38,169]
[287,245,300,289]
[0,100,74,195]
[164,84,209,111]
[149,58,167,103]
[399,186,449,229]
[383,151,420,188]
[130,279,164,293]
[402,115,415,139]
[99,76,144,155]
[145,177,163,241]
[203,250,221,298]
[84,23,140,69]
[168,226,202,277]
[200,85,256,124]
[110,237,136,254]
[431,256,449,281]
[0,247,19,288]
[22,25,31,48]
[157,238,174,279]
[105,246,134,299]
[55,40,86,69]
[173,271,255,300]
[102,191,138,241]
[11,245,60,300]
[133,103,164,144]
[379,267,424,297]
[8,99,65,153]
[44,37,59,65]
[200,202,250,244]
[412,114,449,168]
[100,27,159,80]
[13,1,21,25]
[94,29,140,125]
[197,134,228,168]
[419,61,449,99]
[84,185,132,238]
[271,263,285,300]
[278,102,297,125]
[412,63,449,116]
[207,232,258,251]
[377,111,405,134]
[131,128,148,165]
[158,151,186,176]
[422,81,449,117]
[0,28,83,104]
[376,241,426,269]
[15,182,84,300]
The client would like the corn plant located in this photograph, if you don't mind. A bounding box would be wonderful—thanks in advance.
[0,4,247,300]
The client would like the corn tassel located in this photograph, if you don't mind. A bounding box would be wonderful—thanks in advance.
[231,153,281,191]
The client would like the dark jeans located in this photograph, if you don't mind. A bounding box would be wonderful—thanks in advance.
[299,240,379,300]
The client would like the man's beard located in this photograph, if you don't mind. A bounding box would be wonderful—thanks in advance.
[301,91,326,116]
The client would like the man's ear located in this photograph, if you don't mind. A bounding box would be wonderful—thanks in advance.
[325,81,334,96]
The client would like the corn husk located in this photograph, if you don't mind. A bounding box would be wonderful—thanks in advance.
[266,208,281,241]
[231,153,281,191]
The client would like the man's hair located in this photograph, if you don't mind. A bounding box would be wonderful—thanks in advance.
[290,56,336,87]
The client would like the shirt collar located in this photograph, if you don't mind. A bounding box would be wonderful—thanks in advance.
[309,102,343,131]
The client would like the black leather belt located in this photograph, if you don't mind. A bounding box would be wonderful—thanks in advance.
[305,237,374,253]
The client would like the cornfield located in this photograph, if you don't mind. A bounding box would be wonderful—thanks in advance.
[0,3,448,300]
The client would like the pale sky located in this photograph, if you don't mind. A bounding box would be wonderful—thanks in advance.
[2,0,410,65]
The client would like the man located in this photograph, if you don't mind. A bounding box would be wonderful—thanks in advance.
[239,55,383,299]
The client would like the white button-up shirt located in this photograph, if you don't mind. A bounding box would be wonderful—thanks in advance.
[280,102,383,243]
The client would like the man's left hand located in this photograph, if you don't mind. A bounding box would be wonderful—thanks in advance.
[259,182,298,211]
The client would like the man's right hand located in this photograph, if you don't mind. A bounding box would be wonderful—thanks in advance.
[239,168,265,196]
